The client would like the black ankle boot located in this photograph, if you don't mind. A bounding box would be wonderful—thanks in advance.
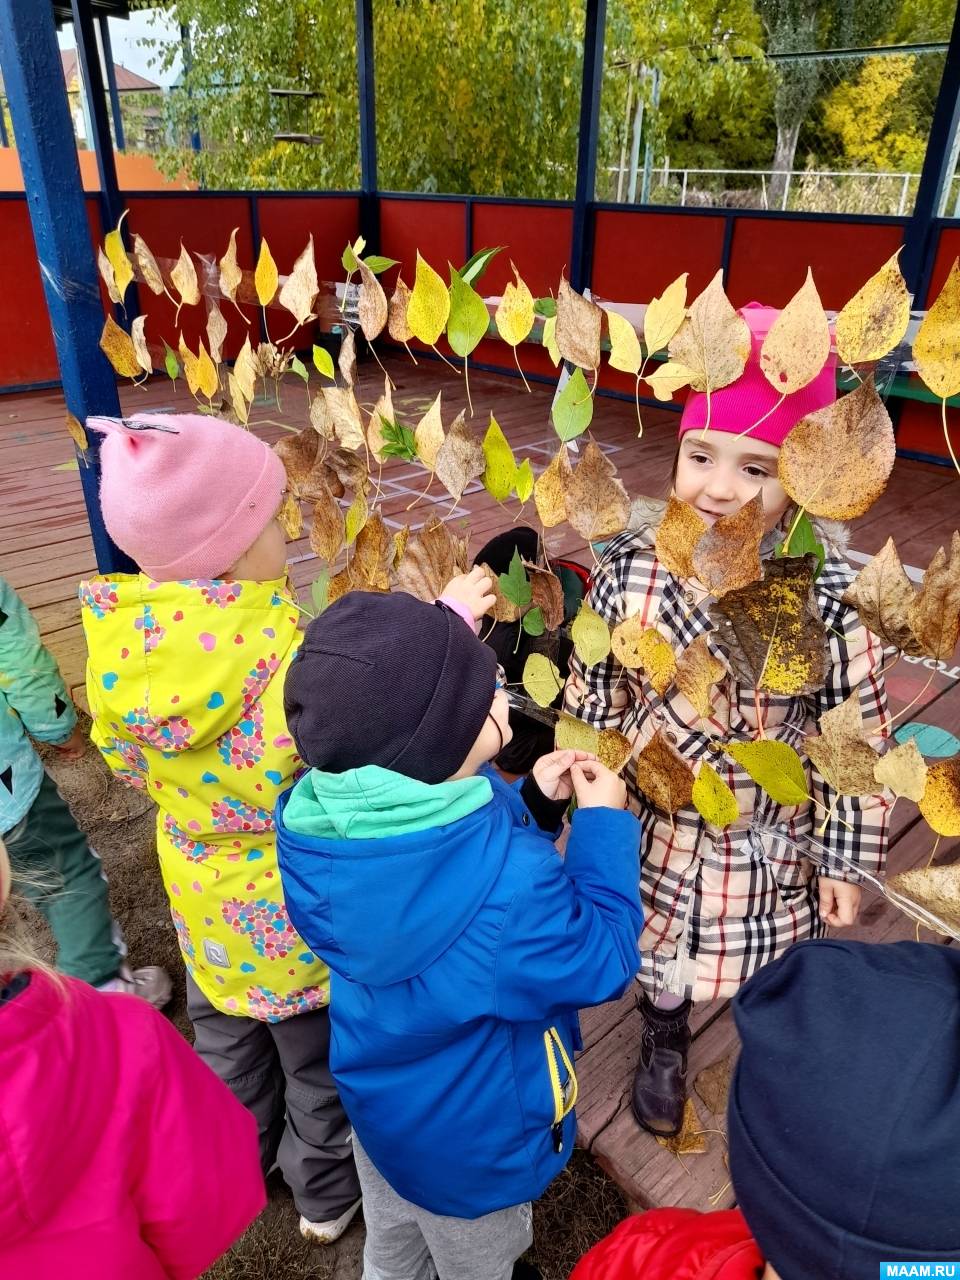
[631,993,692,1138]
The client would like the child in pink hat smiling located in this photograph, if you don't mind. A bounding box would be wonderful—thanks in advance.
[565,303,892,1139]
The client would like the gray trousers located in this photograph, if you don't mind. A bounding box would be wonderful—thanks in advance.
[355,1138,533,1280]
[186,974,360,1222]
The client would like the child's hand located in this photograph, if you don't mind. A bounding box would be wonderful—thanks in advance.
[570,760,627,811]
[440,567,496,622]
[819,878,862,928]
[532,749,597,801]
[53,726,87,761]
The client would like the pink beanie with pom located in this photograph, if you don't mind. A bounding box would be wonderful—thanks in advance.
[88,413,286,581]
[679,302,837,448]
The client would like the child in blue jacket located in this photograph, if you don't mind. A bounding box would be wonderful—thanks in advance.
[276,585,643,1280]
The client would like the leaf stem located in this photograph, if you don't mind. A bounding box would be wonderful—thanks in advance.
[941,397,960,480]
[513,345,532,394]
[882,668,938,734]
[735,392,787,440]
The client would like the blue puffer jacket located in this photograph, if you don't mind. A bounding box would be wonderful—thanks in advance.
[276,765,642,1218]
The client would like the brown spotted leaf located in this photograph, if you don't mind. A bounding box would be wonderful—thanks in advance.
[914,259,960,400]
[842,535,960,661]
[206,304,228,365]
[279,235,319,328]
[555,277,602,371]
[99,315,142,379]
[803,692,880,796]
[874,739,928,803]
[480,561,520,623]
[338,328,358,387]
[655,1098,708,1155]
[888,864,960,935]
[309,484,345,563]
[396,516,469,602]
[655,497,709,580]
[327,447,370,496]
[310,391,334,440]
[908,532,960,661]
[565,442,630,543]
[435,412,485,504]
[388,277,414,343]
[759,268,830,395]
[611,617,676,696]
[353,512,393,591]
[668,269,750,395]
[358,258,389,341]
[274,428,320,496]
[277,493,303,541]
[691,493,764,596]
[835,250,911,366]
[635,730,695,814]
[133,233,165,296]
[525,563,565,631]
[323,386,365,452]
[534,446,573,529]
[674,636,726,719]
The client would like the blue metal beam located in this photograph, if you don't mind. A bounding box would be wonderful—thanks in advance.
[570,0,606,292]
[71,0,124,232]
[98,12,125,151]
[355,0,379,252]
[0,0,136,572]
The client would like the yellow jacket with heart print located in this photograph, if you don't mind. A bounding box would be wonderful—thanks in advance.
[81,573,329,1021]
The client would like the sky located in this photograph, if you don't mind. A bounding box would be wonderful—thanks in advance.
[57,7,182,87]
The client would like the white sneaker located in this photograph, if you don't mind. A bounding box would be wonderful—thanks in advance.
[299,1198,362,1245]
[98,964,173,1009]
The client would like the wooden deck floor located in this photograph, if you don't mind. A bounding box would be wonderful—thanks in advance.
[3,352,959,1211]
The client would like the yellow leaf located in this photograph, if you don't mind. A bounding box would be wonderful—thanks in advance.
[726,739,808,806]
[597,729,634,774]
[655,1098,707,1155]
[104,210,133,301]
[692,761,738,828]
[388,277,414,343]
[565,442,630,542]
[233,333,258,404]
[170,242,200,309]
[760,268,830,395]
[523,653,562,708]
[635,730,695,813]
[644,273,688,355]
[277,493,303,541]
[133,232,165,296]
[655,497,708,579]
[873,739,928,803]
[407,252,450,346]
[534,445,573,528]
[604,308,643,375]
[915,259,960,399]
[674,636,725,719]
[228,373,249,425]
[887,865,960,936]
[611,617,677,695]
[571,602,611,668]
[514,458,534,503]
[130,314,152,374]
[97,247,121,305]
[358,258,388,341]
[541,313,561,366]
[65,411,88,451]
[178,333,200,396]
[918,756,960,836]
[835,250,910,366]
[195,339,219,400]
[669,269,750,394]
[323,386,365,452]
[344,488,369,546]
[354,512,394,592]
[495,263,535,347]
[278,235,318,326]
[99,315,142,379]
[206,304,228,365]
[310,484,346,563]
[481,414,517,501]
[414,392,445,470]
[644,361,695,401]
[555,277,602,370]
[555,714,600,754]
[219,227,243,307]
[255,238,279,308]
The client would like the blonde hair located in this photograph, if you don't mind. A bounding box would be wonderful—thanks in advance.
[0,839,63,988]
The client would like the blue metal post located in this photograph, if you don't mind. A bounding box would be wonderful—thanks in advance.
[98,13,126,152]
[570,0,606,292]
[179,23,201,154]
[356,0,379,252]
[0,98,8,147]
[71,0,124,234]
[0,0,137,573]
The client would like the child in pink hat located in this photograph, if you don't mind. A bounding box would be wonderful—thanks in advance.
[564,302,892,1138]
[79,413,362,1247]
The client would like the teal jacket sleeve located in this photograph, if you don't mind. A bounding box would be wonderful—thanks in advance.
[0,578,77,745]
[493,806,642,1022]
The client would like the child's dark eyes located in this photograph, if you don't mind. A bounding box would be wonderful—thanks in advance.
[744,465,769,478]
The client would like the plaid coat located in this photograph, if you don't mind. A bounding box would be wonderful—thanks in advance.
[565,511,892,1002]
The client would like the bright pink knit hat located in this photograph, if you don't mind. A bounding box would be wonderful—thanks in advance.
[678,302,837,447]
[88,413,286,581]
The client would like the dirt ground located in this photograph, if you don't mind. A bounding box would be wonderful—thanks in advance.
[22,726,628,1280]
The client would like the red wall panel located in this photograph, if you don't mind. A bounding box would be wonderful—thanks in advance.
[379,198,466,288]
[923,225,960,307]
[471,204,573,298]
[592,209,727,303]
[256,195,359,285]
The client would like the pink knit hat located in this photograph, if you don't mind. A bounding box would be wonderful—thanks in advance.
[88,413,287,581]
[679,302,837,447]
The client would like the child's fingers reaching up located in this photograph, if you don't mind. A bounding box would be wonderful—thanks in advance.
[819,878,862,928]
[532,749,596,801]
[570,760,628,811]
[440,567,497,622]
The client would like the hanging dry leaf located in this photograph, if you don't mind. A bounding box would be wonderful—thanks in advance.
[178,333,200,396]
[523,653,563,708]
[99,315,142,379]
[555,714,599,754]
[482,415,518,502]
[835,250,910,366]
[644,361,695,401]
[206,304,228,365]
[393,525,410,570]
[219,227,244,309]
[480,561,521,623]
[97,247,121,305]
[130,315,152,374]
[674,635,726,719]
[65,411,88,451]
[842,534,960,660]
[778,378,895,520]
[435,412,485,503]
[918,756,960,836]
[692,761,739,828]
[170,242,200,310]
[407,252,450,346]
[327,447,370,496]
[396,516,469,601]
[694,1056,733,1116]
[278,235,319,327]
[309,484,346,563]
[534,446,573,528]
[914,259,960,399]
[338,328,358,387]
[255,239,279,308]
[388,277,414,343]
[358,258,389,341]
[759,269,830,395]
[635,729,695,814]
[323,386,365,452]
[887,865,960,935]
[414,392,445,471]
[233,334,258,403]
[255,341,286,380]
[555,277,602,370]
[906,532,960,661]
[133,232,165,296]
[541,313,561,366]
[103,211,133,301]
[644,273,688,355]
[526,563,565,631]
[691,492,764,596]
[195,340,218,400]
[803,692,880,796]
[598,728,634,774]
[366,377,394,461]
[565,442,630,542]
[669,269,750,394]
[353,512,393,591]
[310,391,333,439]
[327,566,356,607]
[611,617,677,695]
[710,555,827,697]
[495,264,535,348]
[275,429,320,495]
[227,373,249,426]
[604,308,643,376]
[655,497,708,579]
[874,739,928,803]
[277,493,303,541]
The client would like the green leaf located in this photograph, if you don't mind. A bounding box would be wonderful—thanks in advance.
[344,490,368,546]
[311,569,330,615]
[552,367,594,442]
[571,603,611,667]
[514,457,534,503]
[379,418,418,462]
[523,652,562,708]
[447,264,491,359]
[362,254,400,275]
[534,296,557,318]
[522,606,546,637]
[460,245,502,287]
[163,341,180,382]
[500,547,532,608]
[341,236,366,273]
[726,740,809,806]
[777,512,825,578]
[481,413,518,501]
[289,356,309,383]
[692,761,738,828]
[312,345,335,380]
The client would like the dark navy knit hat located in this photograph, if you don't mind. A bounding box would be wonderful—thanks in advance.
[729,940,960,1278]
[284,591,497,783]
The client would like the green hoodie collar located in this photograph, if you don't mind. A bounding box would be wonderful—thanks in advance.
[284,765,493,841]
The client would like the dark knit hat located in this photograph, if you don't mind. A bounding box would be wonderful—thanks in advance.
[284,591,498,783]
[729,940,960,1278]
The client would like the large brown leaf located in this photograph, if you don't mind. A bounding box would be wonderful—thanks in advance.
[842,534,960,661]
[710,555,827,697]
[564,442,630,542]
[777,378,895,520]
[274,428,319,495]
[690,493,764,596]
[396,516,469,602]
[668,269,750,395]
[887,864,960,935]
[634,730,695,814]
[803,692,880,796]
[435,412,485,503]
[655,497,708,580]
[908,532,960,661]
[525,563,565,631]
[353,512,393,591]
[479,561,520,623]
[534,446,573,529]
[388,277,414,343]
[357,259,389,341]
[674,636,726,719]
[555,277,602,370]
[309,484,345,563]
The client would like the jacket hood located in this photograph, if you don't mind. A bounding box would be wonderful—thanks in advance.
[277,765,503,985]
[80,572,296,753]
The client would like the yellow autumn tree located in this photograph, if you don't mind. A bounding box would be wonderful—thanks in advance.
[822,55,928,173]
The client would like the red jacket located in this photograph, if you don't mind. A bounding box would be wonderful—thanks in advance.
[570,1208,764,1280]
